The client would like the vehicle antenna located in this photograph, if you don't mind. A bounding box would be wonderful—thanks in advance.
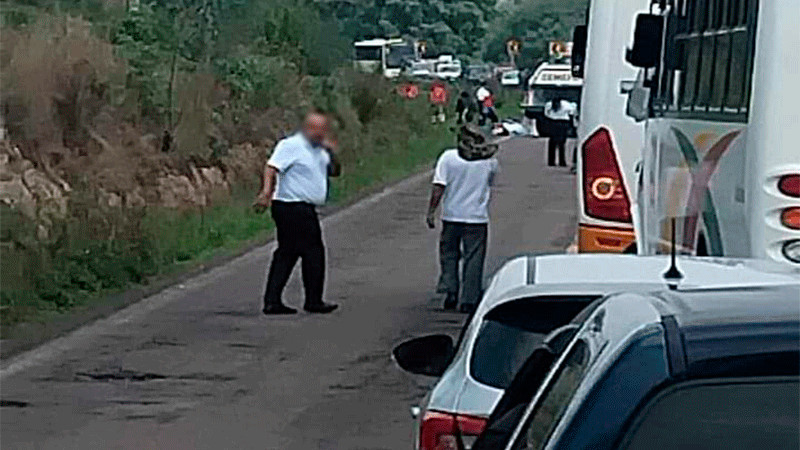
[663,217,684,290]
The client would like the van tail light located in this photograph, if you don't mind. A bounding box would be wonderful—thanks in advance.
[420,411,487,450]
[778,175,800,198]
[582,128,632,223]
[781,207,800,230]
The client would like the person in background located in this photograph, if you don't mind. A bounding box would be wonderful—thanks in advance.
[456,90,476,125]
[430,81,449,123]
[543,97,577,167]
[426,125,500,313]
[476,82,498,126]
[253,109,341,315]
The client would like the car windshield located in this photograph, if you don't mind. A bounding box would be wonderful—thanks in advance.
[470,297,595,389]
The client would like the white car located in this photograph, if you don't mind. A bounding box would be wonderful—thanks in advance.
[436,62,463,80]
[392,254,799,449]
[409,60,435,78]
[500,70,521,87]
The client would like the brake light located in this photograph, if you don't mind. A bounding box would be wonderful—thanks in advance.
[582,128,632,222]
[778,175,800,198]
[781,207,800,230]
[420,411,487,450]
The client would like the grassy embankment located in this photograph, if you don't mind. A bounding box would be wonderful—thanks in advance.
[0,0,459,334]
[1,122,452,334]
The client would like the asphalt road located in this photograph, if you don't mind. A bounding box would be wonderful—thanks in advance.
[0,137,576,450]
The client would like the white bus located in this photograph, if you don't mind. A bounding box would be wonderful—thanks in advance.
[353,38,414,78]
[571,0,651,253]
[625,0,800,268]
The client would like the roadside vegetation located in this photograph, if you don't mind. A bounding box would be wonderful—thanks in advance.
[0,0,583,331]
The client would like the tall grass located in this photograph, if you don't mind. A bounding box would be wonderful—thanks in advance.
[0,10,456,332]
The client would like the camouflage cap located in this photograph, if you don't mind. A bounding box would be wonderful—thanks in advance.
[457,124,499,161]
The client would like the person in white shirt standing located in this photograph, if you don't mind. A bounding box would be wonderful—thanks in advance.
[426,125,500,313]
[253,110,341,315]
[543,97,578,167]
[475,82,498,126]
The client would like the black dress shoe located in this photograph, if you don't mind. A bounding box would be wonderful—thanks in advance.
[443,293,458,310]
[304,302,339,314]
[262,304,298,315]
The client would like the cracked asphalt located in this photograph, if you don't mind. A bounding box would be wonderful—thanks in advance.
[0,138,576,449]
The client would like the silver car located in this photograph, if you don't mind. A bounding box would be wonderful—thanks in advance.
[392,254,798,450]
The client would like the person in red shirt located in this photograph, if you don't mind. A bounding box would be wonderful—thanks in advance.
[429,82,449,123]
[476,82,498,125]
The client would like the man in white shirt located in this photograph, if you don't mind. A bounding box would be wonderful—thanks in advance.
[475,82,498,126]
[476,84,491,104]
[543,98,578,167]
[253,110,341,315]
[426,125,499,312]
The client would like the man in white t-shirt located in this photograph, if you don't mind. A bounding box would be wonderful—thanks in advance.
[253,110,341,315]
[426,125,499,312]
[543,98,578,167]
[475,82,498,126]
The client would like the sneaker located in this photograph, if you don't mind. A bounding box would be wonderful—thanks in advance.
[443,293,458,310]
[262,304,298,315]
[304,302,339,314]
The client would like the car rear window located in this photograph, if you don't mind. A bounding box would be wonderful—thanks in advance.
[470,296,596,389]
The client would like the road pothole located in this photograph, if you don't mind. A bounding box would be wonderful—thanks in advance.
[68,370,237,383]
[76,370,167,382]
[0,399,29,408]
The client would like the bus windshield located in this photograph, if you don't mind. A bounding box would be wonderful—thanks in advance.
[386,45,413,68]
[531,87,581,105]
[354,46,382,61]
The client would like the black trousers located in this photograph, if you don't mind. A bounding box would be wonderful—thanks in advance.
[548,119,570,166]
[263,201,325,308]
[548,136,567,166]
[436,221,488,307]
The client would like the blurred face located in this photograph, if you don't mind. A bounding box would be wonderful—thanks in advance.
[302,112,329,147]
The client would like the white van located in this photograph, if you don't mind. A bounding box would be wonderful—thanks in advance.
[572,0,651,253]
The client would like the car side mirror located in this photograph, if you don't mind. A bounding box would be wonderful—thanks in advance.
[625,14,664,69]
[392,334,454,377]
[571,25,588,78]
